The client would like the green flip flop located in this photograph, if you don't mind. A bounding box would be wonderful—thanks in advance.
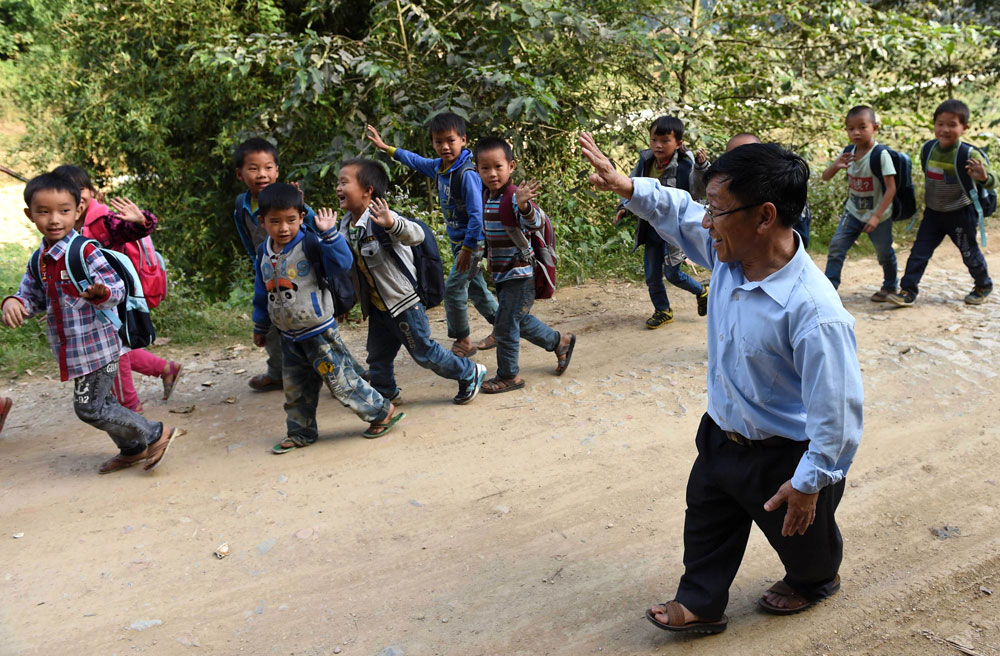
[363,411,405,439]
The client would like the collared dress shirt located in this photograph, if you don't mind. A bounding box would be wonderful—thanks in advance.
[625,179,863,494]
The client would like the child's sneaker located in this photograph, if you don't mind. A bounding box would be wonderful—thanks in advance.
[646,309,674,329]
[696,285,709,317]
[886,290,915,307]
[454,363,487,405]
[870,287,896,303]
[965,285,993,305]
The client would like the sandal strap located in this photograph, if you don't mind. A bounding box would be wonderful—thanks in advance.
[664,601,686,627]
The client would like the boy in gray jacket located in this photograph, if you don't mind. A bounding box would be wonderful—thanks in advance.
[252,183,403,453]
[336,159,487,405]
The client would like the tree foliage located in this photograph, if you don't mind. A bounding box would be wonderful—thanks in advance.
[13,0,1000,293]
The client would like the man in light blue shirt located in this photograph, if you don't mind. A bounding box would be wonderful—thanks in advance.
[580,133,863,635]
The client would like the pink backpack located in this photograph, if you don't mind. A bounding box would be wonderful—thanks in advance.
[83,203,168,309]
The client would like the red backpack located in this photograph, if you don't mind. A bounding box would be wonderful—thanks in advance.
[84,205,168,309]
[529,207,557,299]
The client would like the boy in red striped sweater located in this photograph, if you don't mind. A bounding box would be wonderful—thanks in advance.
[473,136,575,393]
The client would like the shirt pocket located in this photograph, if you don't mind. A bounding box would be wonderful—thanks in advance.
[734,336,784,404]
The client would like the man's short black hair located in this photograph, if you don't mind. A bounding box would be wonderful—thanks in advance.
[52,164,96,193]
[650,115,685,140]
[473,136,513,162]
[846,105,878,124]
[234,137,280,169]
[340,158,389,200]
[24,172,81,207]
[934,99,970,126]
[706,143,809,229]
[428,112,466,138]
[257,182,304,216]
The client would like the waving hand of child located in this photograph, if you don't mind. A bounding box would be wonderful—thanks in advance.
[369,197,396,230]
[315,207,339,232]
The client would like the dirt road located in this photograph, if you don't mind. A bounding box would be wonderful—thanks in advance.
[1,238,999,655]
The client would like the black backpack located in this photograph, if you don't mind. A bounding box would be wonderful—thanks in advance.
[373,218,445,309]
[842,144,917,223]
[297,229,358,317]
[30,235,156,349]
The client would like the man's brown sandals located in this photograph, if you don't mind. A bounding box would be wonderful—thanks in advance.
[645,601,728,635]
[758,575,841,615]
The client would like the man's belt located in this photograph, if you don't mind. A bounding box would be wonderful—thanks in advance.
[724,430,793,449]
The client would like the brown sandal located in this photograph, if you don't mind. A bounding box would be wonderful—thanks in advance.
[645,601,728,634]
[481,376,526,394]
[475,333,497,351]
[143,427,179,471]
[554,333,576,376]
[98,450,149,475]
[758,575,840,615]
[450,340,478,358]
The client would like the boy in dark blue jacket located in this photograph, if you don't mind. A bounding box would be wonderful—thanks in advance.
[367,114,497,358]
[233,138,318,392]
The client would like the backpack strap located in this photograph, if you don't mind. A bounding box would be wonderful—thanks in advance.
[955,143,988,245]
[447,159,478,217]
[919,140,936,173]
[28,248,42,286]
[676,153,694,194]
[371,223,422,298]
[65,236,122,329]
[868,144,887,192]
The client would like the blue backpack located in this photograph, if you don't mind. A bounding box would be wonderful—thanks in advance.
[843,144,917,223]
[920,139,997,245]
[290,228,358,317]
[30,235,156,349]
[373,217,445,309]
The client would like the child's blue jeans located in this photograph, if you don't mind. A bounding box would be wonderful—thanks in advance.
[444,241,497,339]
[266,322,365,380]
[281,328,389,445]
[644,230,704,312]
[824,210,897,291]
[494,277,559,380]
[899,205,992,296]
[366,304,475,399]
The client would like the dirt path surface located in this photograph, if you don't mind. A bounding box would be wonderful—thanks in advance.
[2,237,999,656]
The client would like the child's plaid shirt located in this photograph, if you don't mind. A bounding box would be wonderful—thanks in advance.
[4,231,125,381]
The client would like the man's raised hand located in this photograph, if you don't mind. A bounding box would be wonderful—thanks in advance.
[579,132,634,199]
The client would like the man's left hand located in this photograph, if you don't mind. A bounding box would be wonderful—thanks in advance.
[764,480,818,537]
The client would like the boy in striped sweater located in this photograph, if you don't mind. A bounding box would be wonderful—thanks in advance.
[473,137,575,393]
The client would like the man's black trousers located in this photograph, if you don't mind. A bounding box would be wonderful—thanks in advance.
[674,413,845,619]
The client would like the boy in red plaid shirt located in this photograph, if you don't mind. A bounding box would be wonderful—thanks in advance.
[2,173,178,474]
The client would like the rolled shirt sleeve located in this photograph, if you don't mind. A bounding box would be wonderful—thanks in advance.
[623,177,715,269]
[791,320,864,493]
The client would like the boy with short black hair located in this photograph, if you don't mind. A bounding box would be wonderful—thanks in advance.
[251,183,402,453]
[615,116,709,328]
[820,105,899,301]
[366,114,497,357]
[336,158,487,405]
[233,137,319,392]
[473,136,575,392]
[2,173,177,474]
[888,99,994,306]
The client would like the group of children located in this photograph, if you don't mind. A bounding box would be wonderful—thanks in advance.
[1,99,994,470]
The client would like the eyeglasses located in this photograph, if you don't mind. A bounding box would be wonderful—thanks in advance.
[703,203,762,221]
